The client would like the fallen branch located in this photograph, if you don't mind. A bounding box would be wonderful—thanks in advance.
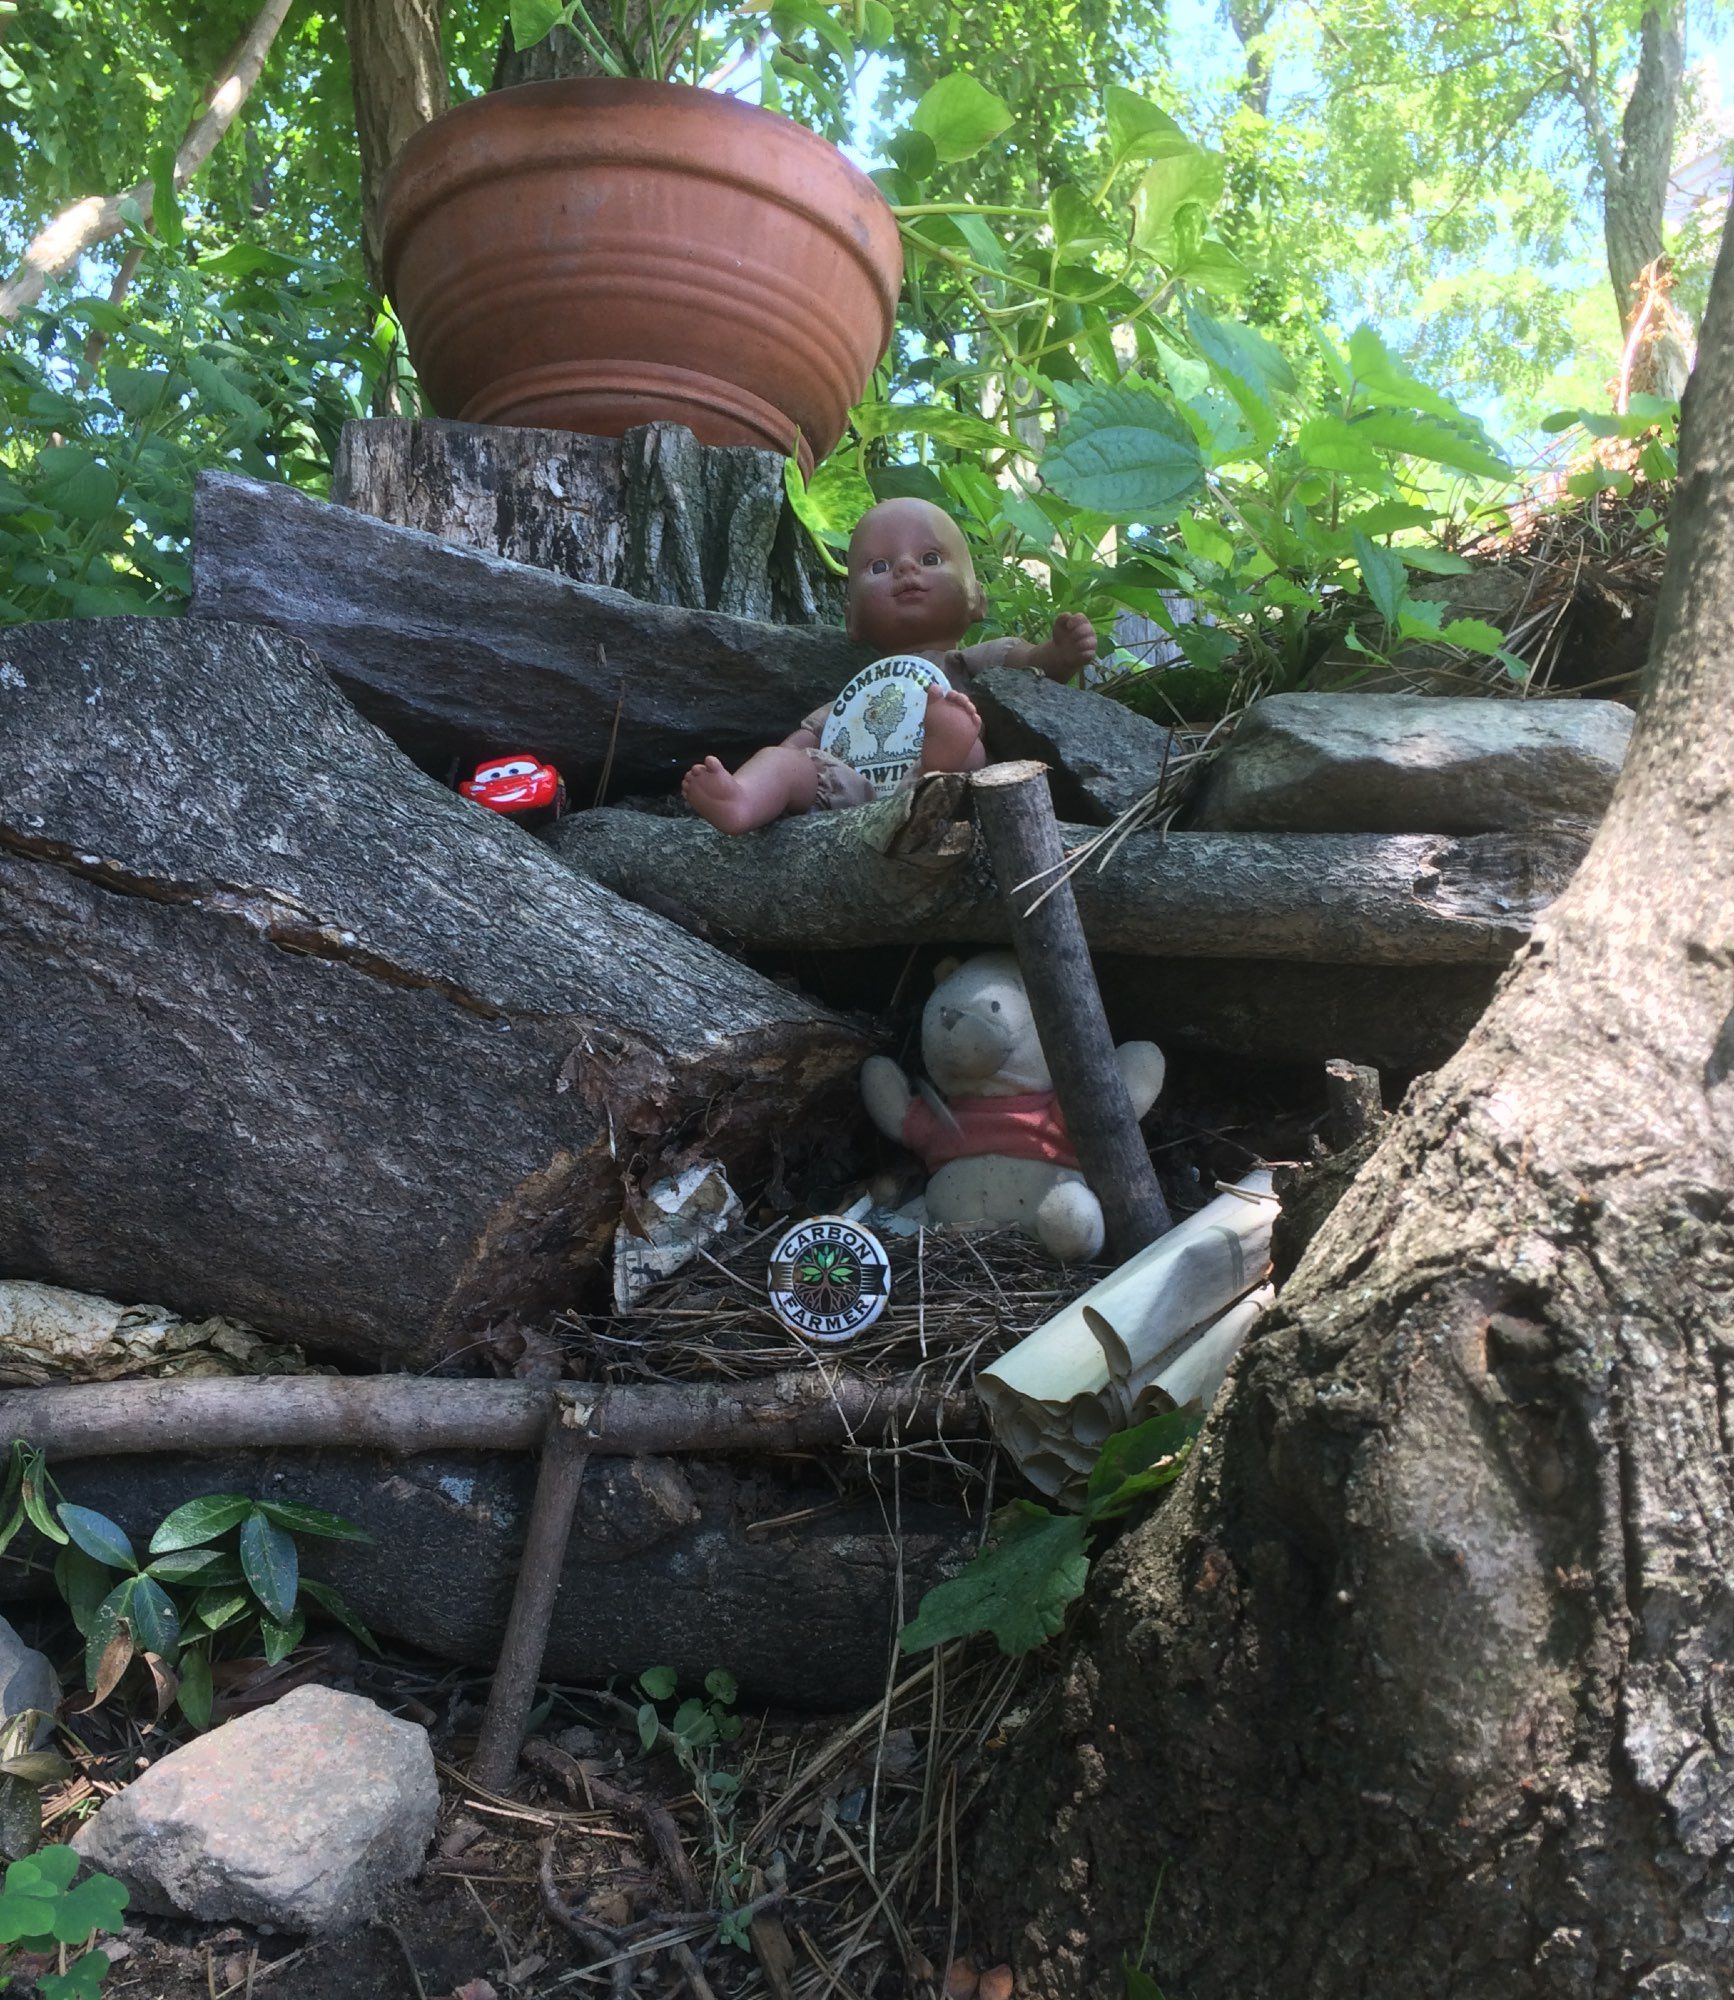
[0,0,293,322]
[549,787,1592,966]
[0,1372,977,1461]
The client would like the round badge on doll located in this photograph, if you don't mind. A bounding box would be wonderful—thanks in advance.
[820,655,949,792]
[768,1216,892,1344]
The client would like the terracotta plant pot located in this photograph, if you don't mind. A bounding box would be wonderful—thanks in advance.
[382,79,904,471]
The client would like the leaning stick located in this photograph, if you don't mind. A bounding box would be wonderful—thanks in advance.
[972,760,1172,1259]
[0,1372,975,1462]
[471,1391,590,1792]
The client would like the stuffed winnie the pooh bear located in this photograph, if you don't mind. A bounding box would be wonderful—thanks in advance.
[861,952,1165,1263]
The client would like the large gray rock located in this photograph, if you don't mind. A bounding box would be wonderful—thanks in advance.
[74,1685,436,1934]
[1191,692,1633,834]
[972,669,1178,824]
[0,1614,59,1746]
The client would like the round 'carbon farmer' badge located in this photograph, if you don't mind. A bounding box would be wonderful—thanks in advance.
[767,1216,892,1344]
[819,655,949,792]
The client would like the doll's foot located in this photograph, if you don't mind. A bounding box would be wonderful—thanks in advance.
[920,687,983,772]
[1048,612,1099,676]
[682,756,767,836]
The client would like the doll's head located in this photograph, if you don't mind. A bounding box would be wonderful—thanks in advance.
[846,498,987,652]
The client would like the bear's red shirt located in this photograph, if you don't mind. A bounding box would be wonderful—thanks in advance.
[901,1091,1079,1173]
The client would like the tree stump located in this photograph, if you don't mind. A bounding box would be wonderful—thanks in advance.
[333,417,844,624]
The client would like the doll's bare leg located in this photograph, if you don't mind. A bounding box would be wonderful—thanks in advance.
[919,688,984,774]
[681,746,820,835]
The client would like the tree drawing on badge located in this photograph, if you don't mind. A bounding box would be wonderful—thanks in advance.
[793,1242,859,1317]
[863,682,909,755]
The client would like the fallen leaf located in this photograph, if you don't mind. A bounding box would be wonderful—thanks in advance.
[446,1983,498,2000]
[978,1967,1014,2000]
[946,1959,981,2000]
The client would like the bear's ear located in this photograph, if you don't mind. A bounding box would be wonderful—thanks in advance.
[933,954,963,986]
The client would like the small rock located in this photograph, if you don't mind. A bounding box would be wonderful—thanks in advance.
[1190,692,1633,835]
[73,1684,436,1934]
[972,669,1177,824]
[0,1613,60,1748]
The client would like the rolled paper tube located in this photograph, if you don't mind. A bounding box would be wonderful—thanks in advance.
[979,1173,1279,1508]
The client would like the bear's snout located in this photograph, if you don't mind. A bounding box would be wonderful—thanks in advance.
[927,1005,1014,1082]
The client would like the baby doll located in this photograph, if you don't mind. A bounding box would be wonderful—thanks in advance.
[680,497,1099,835]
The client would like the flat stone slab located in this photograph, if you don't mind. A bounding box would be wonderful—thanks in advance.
[1190,692,1633,834]
[971,669,1177,824]
[74,1684,436,1933]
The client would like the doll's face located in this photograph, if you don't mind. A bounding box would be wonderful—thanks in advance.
[846,499,986,651]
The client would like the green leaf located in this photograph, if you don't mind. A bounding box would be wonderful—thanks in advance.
[510,0,565,50]
[21,1845,80,1891]
[637,1665,677,1701]
[22,1471,67,1548]
[50,1869,128,1944]
[299,1580,380,1653]
[1049,185,1117,256]
[1042,382,1205,521]
[704,1667,737,1705]
[636,1703,660,1752]
[150,144,182,253]
[183,354,268,434]
[671,1698,717,1747]
[1352,531,1408,629]
[193,1586,250,1632]
[105,365,173,420]
[1398,548,1474,576]
[258,1608,304,1666]
[149,1493,253,1552]
[34,448,118,526]
[53,1547,110,1638]
[1345,324,1473,427]
[1300,410,1509,483]
[38,1950,114,2000]
[909,74,1013,164]
[853,401,1017,454]
[1122,1960,1166,2000]
[899,1501,1091,1657]
[177,1645,213,1731]
[1132,149,1224,260]
[1185,306,1293,450]
[144,1548,227,1584]
[1085,1409,1204,1521]
[789,453,875,550]
[126,1576,179,1656]
[238,1510,297,1623]
[254,1501,368,1543]
[1104,86,1193,171]
[83,1584,134,1695]
[1439,617,1506,655]
[56,1506,135,1574]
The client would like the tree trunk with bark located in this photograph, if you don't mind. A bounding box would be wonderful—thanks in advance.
[1563,5,1692,401]
[976,205,1734,1999]
[341,0,448,293]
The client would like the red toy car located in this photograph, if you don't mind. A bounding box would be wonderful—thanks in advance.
[459,754,566,821]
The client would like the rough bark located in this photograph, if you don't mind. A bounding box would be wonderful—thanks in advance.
[188,471,872,796]
[0,0,294,322]
[332,417,843,623]
[974,762,1172,1256]
[341,0,448,294]
[0,1450,968,1710]
[976,206,1734,1998]
[1562,5,1691,400]
[0,617,860,1369]
[547,787,1590,965]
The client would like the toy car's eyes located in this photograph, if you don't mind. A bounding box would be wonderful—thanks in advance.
[477,759,537,781]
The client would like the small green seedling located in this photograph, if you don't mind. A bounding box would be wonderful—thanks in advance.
[0,1843,128,1999]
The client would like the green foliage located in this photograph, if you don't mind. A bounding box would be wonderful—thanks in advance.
[0,1843,127,2000]
[2,1445,376,1735]
[900,1408,1202,1658]
[0,225,391,624]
